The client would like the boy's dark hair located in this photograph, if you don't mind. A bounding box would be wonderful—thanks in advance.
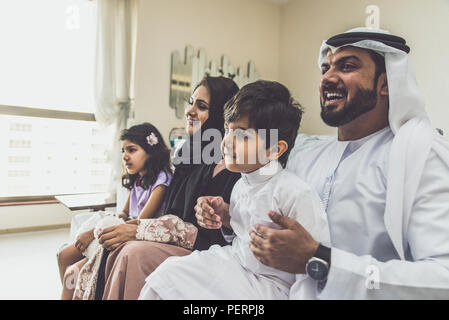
[224,80,303,167]
[120,122,172,190]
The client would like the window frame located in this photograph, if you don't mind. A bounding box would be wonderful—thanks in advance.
[0,0,101,205]
[0,104,95,122]
[0,104,101,204]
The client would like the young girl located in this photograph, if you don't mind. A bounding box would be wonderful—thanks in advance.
[57,122,172,300]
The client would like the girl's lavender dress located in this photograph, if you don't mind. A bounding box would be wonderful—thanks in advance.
[129,171,172,219]
[72,170,172,299]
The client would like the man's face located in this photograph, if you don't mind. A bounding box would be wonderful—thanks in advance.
[319,46,380,127]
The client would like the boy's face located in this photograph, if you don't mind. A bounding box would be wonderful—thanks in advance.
[221,115,273,173]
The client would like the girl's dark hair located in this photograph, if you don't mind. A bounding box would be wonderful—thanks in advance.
[224,80,303,167]
[121,123,172,190]
[193,76,239,136]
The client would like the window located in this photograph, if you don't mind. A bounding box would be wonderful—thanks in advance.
[0,0,112,199]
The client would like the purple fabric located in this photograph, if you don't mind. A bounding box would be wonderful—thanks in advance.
[129,171,172,219]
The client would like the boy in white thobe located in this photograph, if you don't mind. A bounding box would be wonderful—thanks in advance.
[139,80,330,300]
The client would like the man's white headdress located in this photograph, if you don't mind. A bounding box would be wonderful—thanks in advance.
[318,27,449,260]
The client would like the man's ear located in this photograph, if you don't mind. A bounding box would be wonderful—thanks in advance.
[267,140,288,161]
[378,72,389,96]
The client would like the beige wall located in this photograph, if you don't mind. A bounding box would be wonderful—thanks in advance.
[0,0,282,232]
[4,0,449,231]
[279,0,449,135]
[130,0,282,141]
[0,204,74,233]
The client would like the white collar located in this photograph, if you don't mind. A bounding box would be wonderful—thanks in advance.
[241,160,283,186]
[346,127,391,153]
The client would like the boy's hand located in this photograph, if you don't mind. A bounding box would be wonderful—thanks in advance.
[75,229,95,253]
[195,196,231,229]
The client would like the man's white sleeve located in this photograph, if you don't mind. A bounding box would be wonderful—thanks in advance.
[318,148,449,299]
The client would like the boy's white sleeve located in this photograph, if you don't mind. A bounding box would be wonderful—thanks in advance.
[274,174,330,245]
[220,178,241,243]
[274,173,331,300]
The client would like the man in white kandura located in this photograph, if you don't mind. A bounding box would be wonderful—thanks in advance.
[247,27,449,299]
[191,27,449,299]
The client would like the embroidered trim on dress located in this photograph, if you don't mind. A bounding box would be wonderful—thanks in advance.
[136,215,198,250]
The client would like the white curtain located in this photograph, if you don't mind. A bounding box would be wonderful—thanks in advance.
[94,0,138,193]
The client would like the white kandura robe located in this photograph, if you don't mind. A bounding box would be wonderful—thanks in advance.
[287,130,449,299]
[139,160,330,300]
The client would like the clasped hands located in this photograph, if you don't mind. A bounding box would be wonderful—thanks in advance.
[96,219,140,252]
[195,196,319,274]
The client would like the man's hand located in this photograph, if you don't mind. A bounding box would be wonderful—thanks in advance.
[249,211,319,274]
[98,224,138,251]
[75,229,95,253]
[194,196,231,229]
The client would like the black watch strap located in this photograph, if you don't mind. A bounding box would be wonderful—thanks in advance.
[314,244,331,265]
[222,226,234,235]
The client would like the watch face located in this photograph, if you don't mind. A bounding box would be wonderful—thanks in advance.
[306,259,328,281]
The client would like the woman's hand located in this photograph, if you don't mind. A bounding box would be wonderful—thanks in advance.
[194,196,231,229]
[98,223,139,251]
[75,229,95,253]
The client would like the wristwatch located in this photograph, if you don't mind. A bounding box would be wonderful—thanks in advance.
[305,243,331,281]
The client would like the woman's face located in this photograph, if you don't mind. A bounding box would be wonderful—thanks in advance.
[185,85,210,135]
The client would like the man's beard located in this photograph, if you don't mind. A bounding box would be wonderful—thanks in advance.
[320,86,378,127]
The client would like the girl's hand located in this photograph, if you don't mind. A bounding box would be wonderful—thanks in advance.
[118,212,129,221]
[75,230,95,253]
[98,224,138,251]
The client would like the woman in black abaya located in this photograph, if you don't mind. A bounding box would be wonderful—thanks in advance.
[98,76,240,300]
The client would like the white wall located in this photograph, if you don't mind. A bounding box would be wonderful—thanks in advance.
[279,0,449,135]
[130,0,281,141]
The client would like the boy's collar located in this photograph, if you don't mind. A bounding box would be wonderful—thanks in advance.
[241,160,282,185]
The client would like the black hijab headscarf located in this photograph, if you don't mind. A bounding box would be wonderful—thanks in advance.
[163,76,240,250]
